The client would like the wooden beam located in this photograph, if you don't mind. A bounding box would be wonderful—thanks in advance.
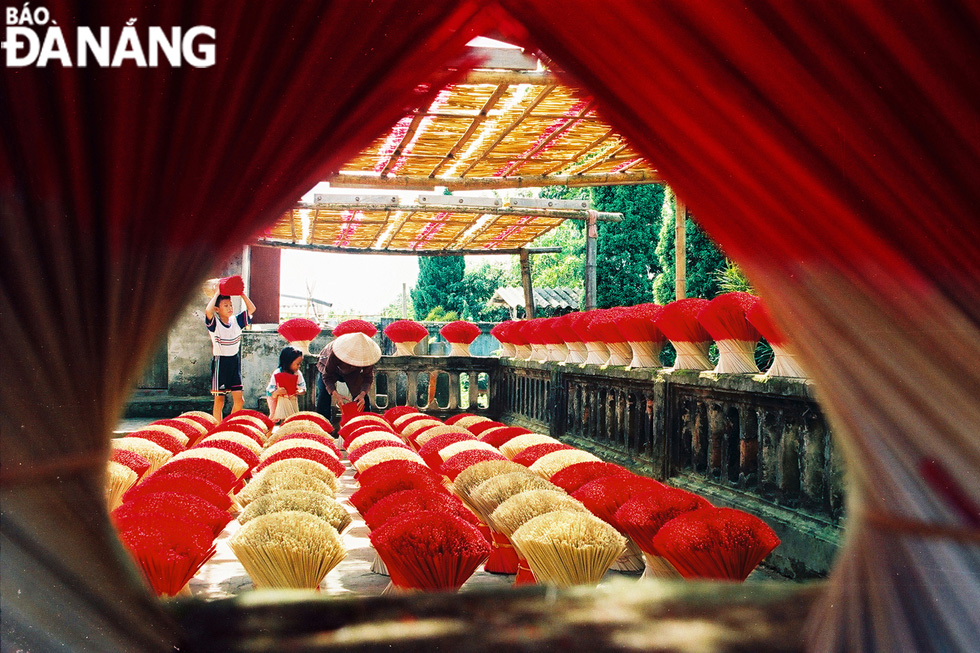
[675,195,687,300]
[542,128,615,175]
[458,70,558,86]
[257,240,562,256]
[379,111,427,177]
[296,202,624,222]
[565,143,627,175]
[325,170,661,191]
[519,248,536,319]
[584,212,598,310]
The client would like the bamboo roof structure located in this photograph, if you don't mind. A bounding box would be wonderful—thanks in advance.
[259,46,657,254]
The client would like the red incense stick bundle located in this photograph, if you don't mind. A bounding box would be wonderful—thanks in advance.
[218,275,245,295]
[440,449,509,481]
[115,515,217,597]
[152,458,238,494]
[551,313,588,363]
[745,300,808,378]
[111,449,151,482]
[614,303,666,368]
[333,319,378,338]
[350,474,447,516]
[418,432,478,471]
[548,461,633,494]
[363,489,479,531]
[384,320,428,356]
[277,318,321,355]
[655,298,713,370]
[128,429,186,456]
[113,491,233,539]
[569,311,610,365]
[698,292,762,374]
[652,507,780,581]
[383,406,420,424]
[587,308,633,366]
[370,511,491,592]
[536,318,570,362]
[507,321,533,360]
[490,321,518,358]
[511,442,575,467]
[440,321,481,356]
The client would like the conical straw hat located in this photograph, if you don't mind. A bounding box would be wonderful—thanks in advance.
[332,332,381,366]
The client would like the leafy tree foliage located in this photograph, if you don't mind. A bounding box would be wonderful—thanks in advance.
[590,184,665,307]
[653,186,727,303]
[459,262,510,321]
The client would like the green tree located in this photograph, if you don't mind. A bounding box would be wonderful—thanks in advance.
[653,186,728,303]
[590,184,665,307]
[458,261,510,322]
[411,256,465,318]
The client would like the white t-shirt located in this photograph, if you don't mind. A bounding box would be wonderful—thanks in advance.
[205,311,251,356]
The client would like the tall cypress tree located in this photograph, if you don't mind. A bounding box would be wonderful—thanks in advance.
[653,186,727,302]
[590,184,665,307]
[411,256,465,319]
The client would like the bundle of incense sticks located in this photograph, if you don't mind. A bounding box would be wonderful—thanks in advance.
[535,318,570,362]
[585,308,634,366]
[521,318,551,362]
[506,321,533,360]
[745,300,808,378]
[568,311,611,365]
[698,292,762,374]
[277,318,321,355]
[383,320,428,356]
[439,321,481,356]
[655,298,713,370]
[550,313,588,363]
[613,303,666,368]
[489,321,518,358]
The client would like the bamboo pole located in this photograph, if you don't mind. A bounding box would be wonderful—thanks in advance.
[323,170,661,190]
[256,241,563,256]
[675,196,687,300]
[520,248,536,319]
[293,202,624,222]
[585,211,598,310]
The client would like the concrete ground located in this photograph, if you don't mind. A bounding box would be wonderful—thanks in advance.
[114,417,783,598]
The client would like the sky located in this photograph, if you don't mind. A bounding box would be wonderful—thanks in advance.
[279,183,515,316]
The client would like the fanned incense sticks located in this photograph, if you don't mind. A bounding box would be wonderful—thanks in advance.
[111,438,172,474]
[282,411,334,434]
[521,318,551,362]
[230,511,346,589]
[356,459,441,490]
[568,311,611,365]
[652,507,780,581]
[198,439,259,471]
[440,320,481,356]
[237,470,335,508]
[348,439,412,465]
[438,440,501,464]
[110,449,151,482]
[469,473,560,523]
[229,409,275,431]
[200,432,262,457]
[452,460,531,502]
[113,491,233,538]
[249,458,339,494]
[613,304,666,368]
[479,426,533,448]
[116,515,216,597]
[451,415,491,430]
[363,489,479,531]
[418,432,477,470]
[147,420,201,446]
[489,321,518,358]
[529,449,601,479]
[655,298,713,370]
[238,490,352,534]
[277,318,321,354]
[153,458,238,493]
[512,442,575,467]
[613,486,712,578]
[369,511,490,592]
[535,318,570,362]
[212,423,265,447]
[346,432,404,453]
[105,461,138,511]
[171,447,248,479]
[127,429,186,456]
[350,474,448,516]
[123,472,231,512]
[499,433,561,460]
[510,511,626,588]
[506,321,533,360]
[333,319,378,338]
[440,449,509,481]
[551,313,588,363]
[414,425,472,448]
[352,447,425,474]
[255,447,345,478]
[383,406,419,423]
[549,461,633,494]
[698,292,762,374]
[384,320,428,356]
[169,417,211,446]
[466,420,506,436]
[745,300,809,378]
[271,432,340,457]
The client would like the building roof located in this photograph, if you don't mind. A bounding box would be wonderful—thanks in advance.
[490,286,580,311]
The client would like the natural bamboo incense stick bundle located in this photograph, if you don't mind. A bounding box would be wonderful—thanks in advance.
[247,457,339,493]
[230,511,346,589]
[212,423,266,447]
[352,447,426,474]
[254,447,345,478]
[439,449,509,482]
[528,449,601,480]
[451,415,492,430]
[698,292,762,374]
[655,298,713,371]
[237,471,336,508]
[238,490,352,534]
[452,460,531,504]
[499,433,561,460]
[127,429,186,456]
[510,511,626,588]
[105,461,138,511]
[270,432,340,458]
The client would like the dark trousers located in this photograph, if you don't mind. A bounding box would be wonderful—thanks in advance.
[315,373,371,421]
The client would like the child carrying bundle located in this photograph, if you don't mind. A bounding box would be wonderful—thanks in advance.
[266,347,306,423]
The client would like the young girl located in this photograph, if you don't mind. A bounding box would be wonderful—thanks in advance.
[266,346,306,423]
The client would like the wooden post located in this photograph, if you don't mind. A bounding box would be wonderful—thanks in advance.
[519,248,536,319]
[401,283,408,318]
[675,196,687,300]
[584,211,598,310]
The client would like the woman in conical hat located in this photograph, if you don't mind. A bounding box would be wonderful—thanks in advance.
[315,332,382,420]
